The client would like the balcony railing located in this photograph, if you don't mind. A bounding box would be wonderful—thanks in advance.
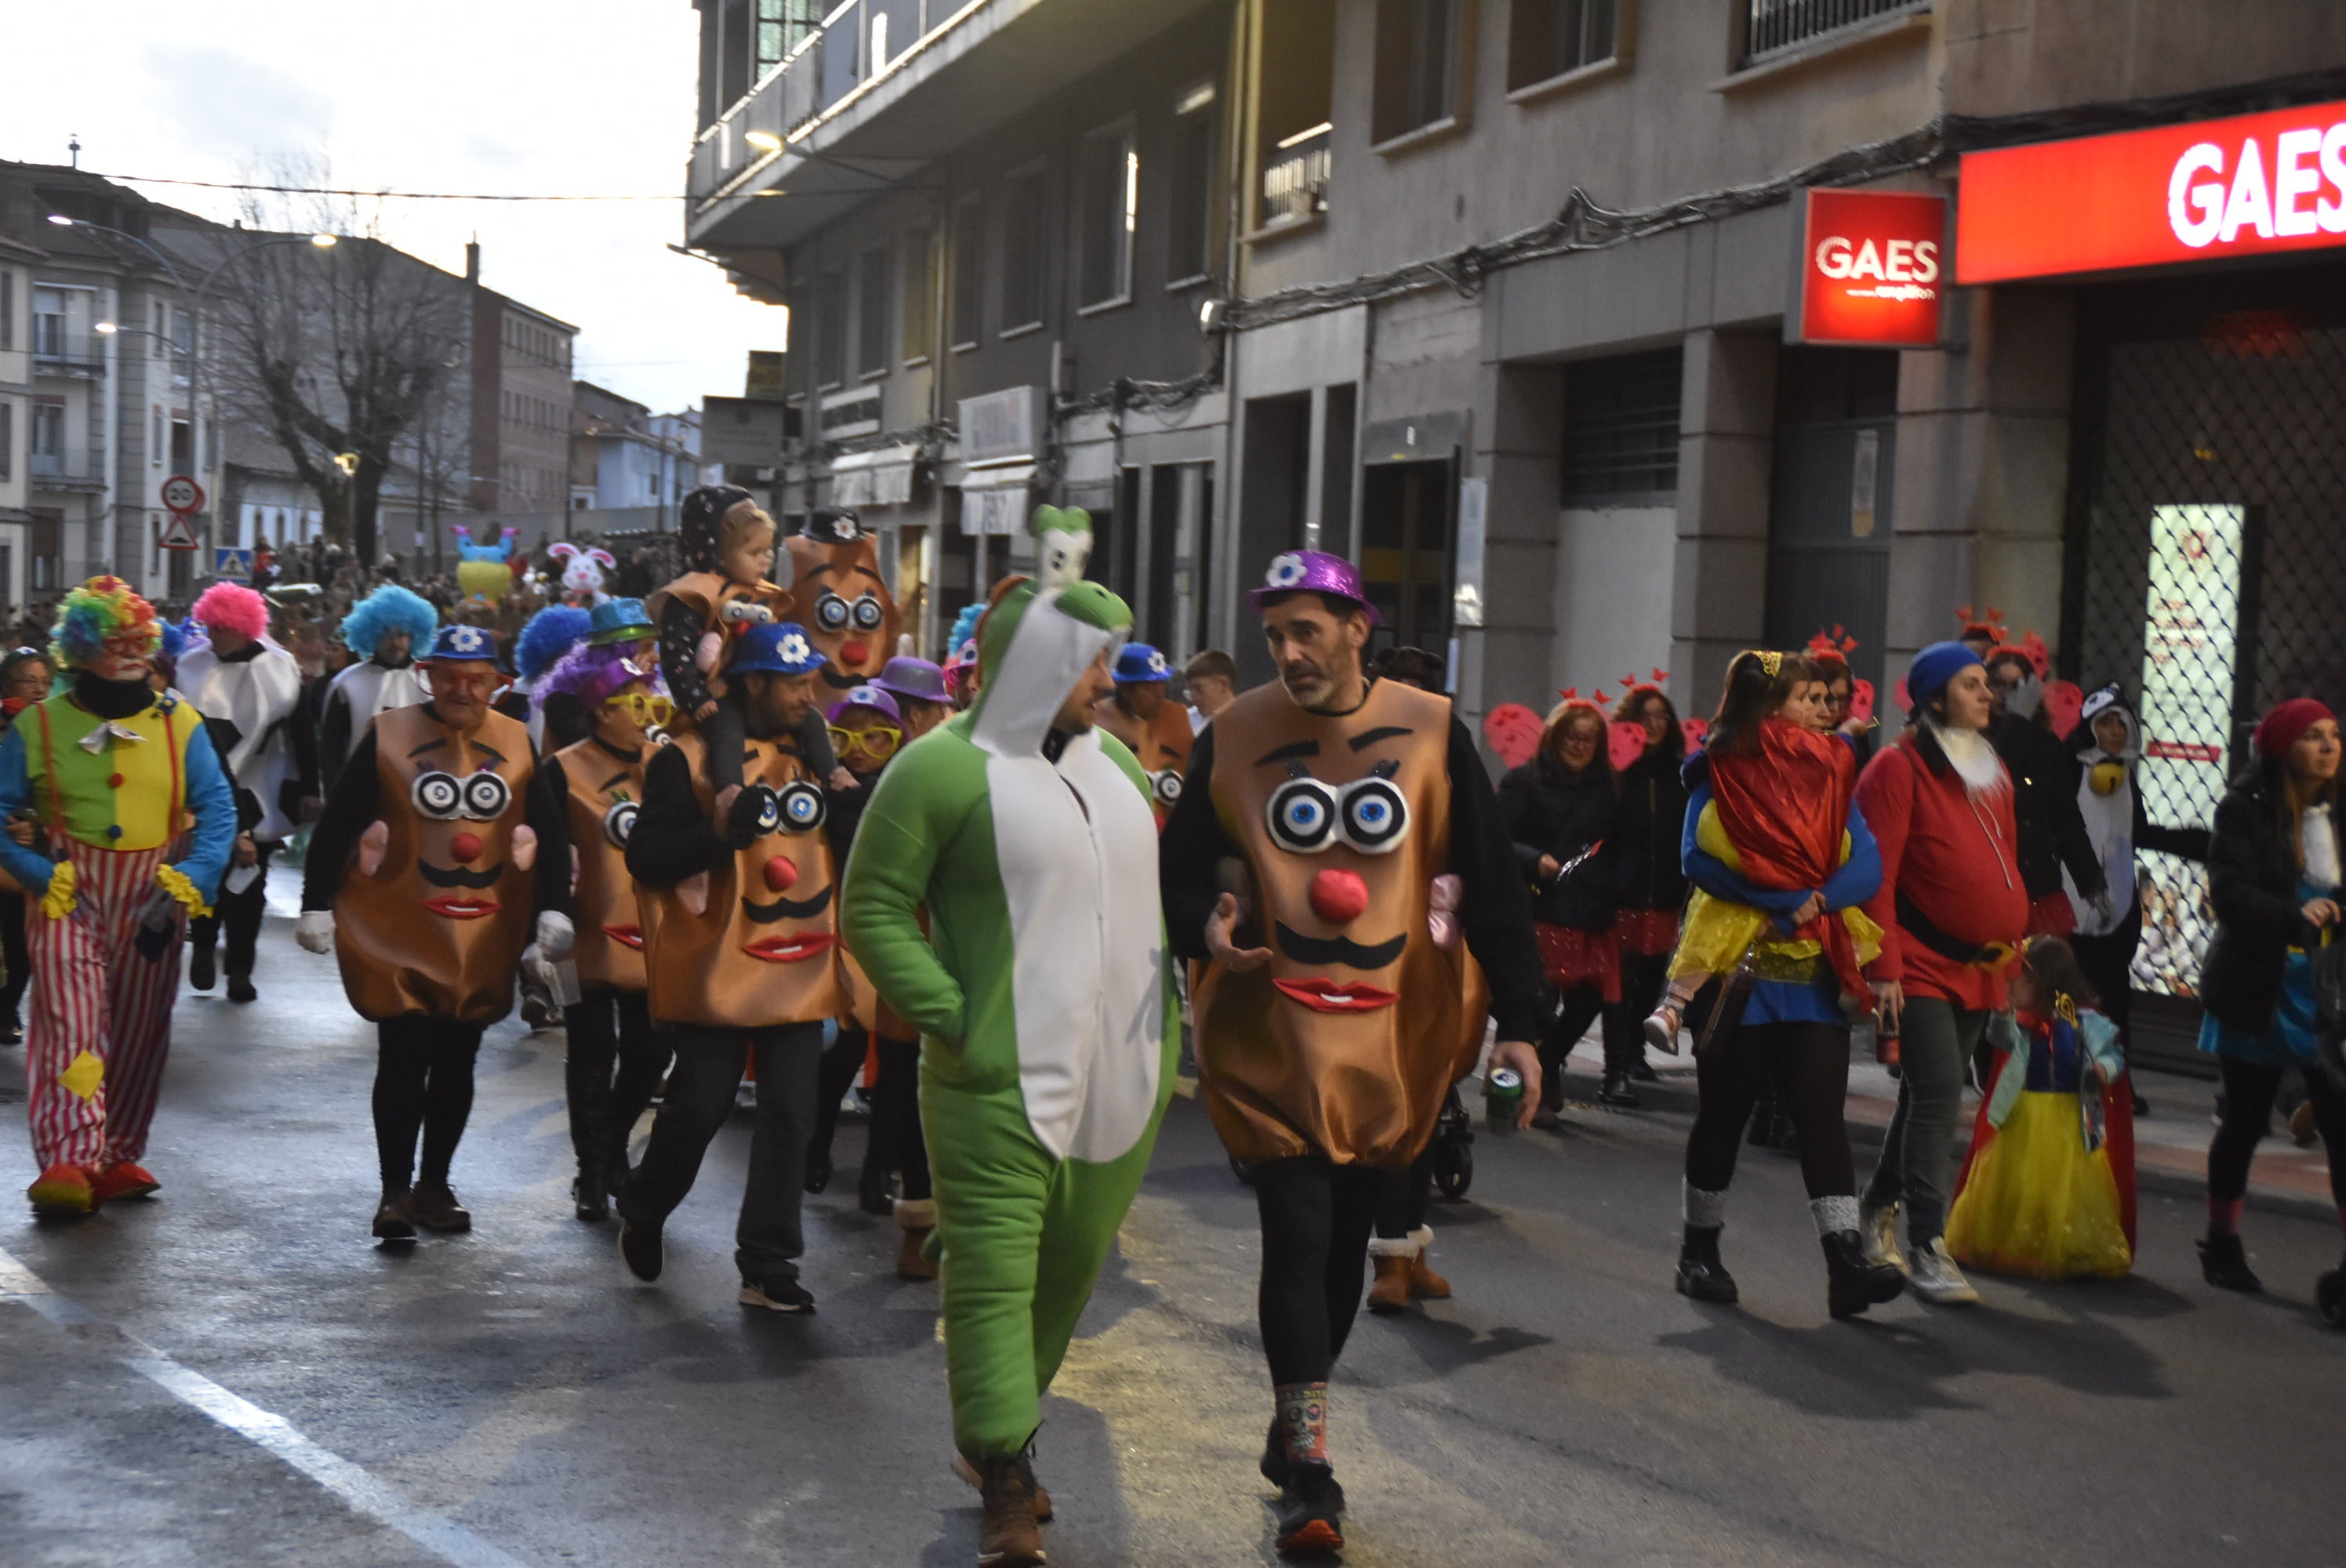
[31,452,99,487]
[1744,0,1927,63]
[31,330,106,372]
[1260,126,1331,228]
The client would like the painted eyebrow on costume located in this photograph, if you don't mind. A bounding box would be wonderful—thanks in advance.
[405,739,448,759]
[1255,739,1320,766]
[1347,725,1413,753]
[597,771,632,793]
[472,742,507,767]
[801,563,887,588]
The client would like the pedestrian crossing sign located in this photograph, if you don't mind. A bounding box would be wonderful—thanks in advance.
[214,547,254,582]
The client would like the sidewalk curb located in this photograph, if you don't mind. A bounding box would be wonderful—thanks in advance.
[1556,1066,2334,1224]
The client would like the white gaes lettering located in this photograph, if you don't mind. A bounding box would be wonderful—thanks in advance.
[1814,235,1940,282]
[2169,121,2346,249]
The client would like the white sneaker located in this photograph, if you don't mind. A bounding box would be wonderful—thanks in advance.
[1862,1202,1908,1275]
[1905,1238,1979,1305]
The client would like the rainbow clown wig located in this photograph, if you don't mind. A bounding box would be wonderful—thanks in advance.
[190,581,271,643]
[340,584,440,662]
[536,641,662,717]
[50,575,161,673]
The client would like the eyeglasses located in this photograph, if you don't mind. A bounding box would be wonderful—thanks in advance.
[607,691,675,728]
[828,724,902,761]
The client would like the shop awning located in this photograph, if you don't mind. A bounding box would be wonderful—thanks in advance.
[828,445,918,508]
[958,459,1035,536]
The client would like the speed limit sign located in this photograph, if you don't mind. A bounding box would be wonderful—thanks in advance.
[161,474,205,514]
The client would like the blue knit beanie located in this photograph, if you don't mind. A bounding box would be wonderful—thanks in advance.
[1907,641,1982,710]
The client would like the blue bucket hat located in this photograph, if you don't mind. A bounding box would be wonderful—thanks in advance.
[728,622,823,677]
[586,597,655,647]
[424,622,500,663]
[1113,643,1171,684]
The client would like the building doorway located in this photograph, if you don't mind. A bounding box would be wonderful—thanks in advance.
[1358,453,1454,655]
[1763,346,1898,694]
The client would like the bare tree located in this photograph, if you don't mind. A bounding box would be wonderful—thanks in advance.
[198,161,470,566]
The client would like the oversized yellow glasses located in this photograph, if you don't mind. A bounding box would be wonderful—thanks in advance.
[607,690,675,728]
[828,724,902,762]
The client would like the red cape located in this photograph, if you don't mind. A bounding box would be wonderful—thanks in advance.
[1707,720,1864,995]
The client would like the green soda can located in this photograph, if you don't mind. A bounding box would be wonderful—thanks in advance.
[1485,1067,1523,1130]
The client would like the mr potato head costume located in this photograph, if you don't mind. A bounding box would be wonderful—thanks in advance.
[615,619,845,1313]
[1157,550,1544,1552]
[840,506,1177,1542]
[299,622,575,1243]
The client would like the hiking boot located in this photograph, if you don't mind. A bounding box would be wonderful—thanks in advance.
[371,1189,418,1242]
[1272,1464,1346,1558]
[188,944,216,993]
[1822,1229,1908,1319]
[952,1449,1052,1524]
[226,975,258,1004]
[975,1453,1046,1567]
[1675,1226,1738,1305]
[1905,1237,1979,1306]
[2197,1232,2261,1293]
[1598,1071,1640,1109]
[410,1183,471,1232]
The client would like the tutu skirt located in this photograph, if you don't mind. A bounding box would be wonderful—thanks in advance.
[1534,923,1621,1002]
[1946,1089,2133,1279]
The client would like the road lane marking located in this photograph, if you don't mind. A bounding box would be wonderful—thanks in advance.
[0,1242,531,1568]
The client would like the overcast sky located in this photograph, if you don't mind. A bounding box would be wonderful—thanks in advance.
[0,2,786,416]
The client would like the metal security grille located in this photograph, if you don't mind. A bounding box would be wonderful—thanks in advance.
[1563,347,1682,503]
[1744,0,1923,63]
[2062,264,2346,999]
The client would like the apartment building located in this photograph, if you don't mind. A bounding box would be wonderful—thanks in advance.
[0,234,34,605]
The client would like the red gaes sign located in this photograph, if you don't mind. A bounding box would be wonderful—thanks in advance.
[1789,189,1947,347]
[1958,100,2346,285]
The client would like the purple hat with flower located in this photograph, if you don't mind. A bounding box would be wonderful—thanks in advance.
[1247,549,1380,626]
[872,655,950,706]
[826,683,902,725]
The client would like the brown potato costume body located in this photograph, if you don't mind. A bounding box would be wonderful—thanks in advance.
[334,705,537,1025]
[786,517,900,691]
[551,737,650,993]
[1194,678,1487,1167]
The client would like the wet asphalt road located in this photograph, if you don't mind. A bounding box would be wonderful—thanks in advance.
[3,913,2344,1568]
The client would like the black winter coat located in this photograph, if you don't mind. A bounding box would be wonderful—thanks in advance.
[1498,754,1618,929]
[1611,746,1690,916]
[1993,711,2104,902]
[2199,770,2328,1033]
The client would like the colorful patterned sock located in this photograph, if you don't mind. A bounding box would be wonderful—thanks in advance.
[2207,1195,2244,1237]
[1275,1383,1329,1468]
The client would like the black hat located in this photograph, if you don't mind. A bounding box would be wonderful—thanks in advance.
[679,485,761,573]
[804,506,864,546]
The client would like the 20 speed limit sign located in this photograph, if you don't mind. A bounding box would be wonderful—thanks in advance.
[162,475,205,514]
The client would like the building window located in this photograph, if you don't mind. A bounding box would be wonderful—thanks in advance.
[951,193,985,350]
[1563,347,1682,502]
[0,271,13,351]
[31,512,60,590]
[858,244,892,376]
[1509,0,1618,89]
[1077,120,1138,310]
[999,162,1047,335]
[1744,0,1921,63]
[757,0,820,74]
[1372,0,1462,145]
[815,271,848,387]
[31,402,63,464]
[901,226,935,364]
[0,402,11,481]
[1168,82,1217,282]
[32,289,65,358]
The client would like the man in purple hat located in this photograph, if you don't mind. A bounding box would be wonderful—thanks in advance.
[870,655,952,742]
[1157,550,1546,1556]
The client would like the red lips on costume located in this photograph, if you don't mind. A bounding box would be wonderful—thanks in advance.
[1308,868,1370,925]
[1273,977,1400,1014]
[450,830,484,864]
[742,932,833,963]
[602,923,645,950]
[764,855,798,892]
[425,895,500,920]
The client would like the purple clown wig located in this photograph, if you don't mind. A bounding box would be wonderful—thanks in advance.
[535,641,662,717]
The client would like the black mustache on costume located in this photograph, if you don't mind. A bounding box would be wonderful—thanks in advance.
[1274,921,1407,971]
[419,861,504,889]
[743,884,836,923]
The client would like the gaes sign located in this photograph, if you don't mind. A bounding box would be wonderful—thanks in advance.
[1957,99,2346,285]
[1788,189,1946,348]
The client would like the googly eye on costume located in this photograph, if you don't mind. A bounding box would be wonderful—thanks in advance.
[776,780,826,834]
[461,772,512,820]
[603,799,639,848]
[1266,777,1340,854]
[721,600,775,627]
[814,593,852,632]
[1263,553,1309,589]
[1338,775,1409,853]
[850,594,885,631]
[1151,769,1183,806]
[412,771,463,820]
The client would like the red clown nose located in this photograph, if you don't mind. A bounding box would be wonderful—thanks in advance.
[764,855,799,892]
[1309,868,1370,925]
[449,831,484,864]
[840,640,870,666]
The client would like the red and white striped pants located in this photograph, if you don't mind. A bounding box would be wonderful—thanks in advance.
[24,840,184,1170]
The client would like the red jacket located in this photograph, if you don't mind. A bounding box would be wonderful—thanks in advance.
[1855,731,2028,1010]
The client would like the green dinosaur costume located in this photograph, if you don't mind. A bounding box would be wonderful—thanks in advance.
[841,507,1178,1463]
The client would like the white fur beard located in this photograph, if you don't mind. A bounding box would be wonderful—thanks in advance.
[1930,720,2009,799]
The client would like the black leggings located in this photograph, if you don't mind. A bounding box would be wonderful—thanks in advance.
[0,890,27,1027]
[1683,1018,1857,1201]
[2208,1055,2346,1211]
[1255,1156,1381,1386]
[870,1035,930,1203]
[1371,1149,1433,1241]
[1603,948,1671,1074]
[563,987,669,1178]
[1539,984,1607,1109]
[189,841,276,980]
[372,1017,485,1192]
[809,1025,868,1166]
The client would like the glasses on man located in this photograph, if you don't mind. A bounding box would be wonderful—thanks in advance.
[828,724,902,762]
[606,690,675,728]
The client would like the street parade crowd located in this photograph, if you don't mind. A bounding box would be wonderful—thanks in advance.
[4,485,2344,1565]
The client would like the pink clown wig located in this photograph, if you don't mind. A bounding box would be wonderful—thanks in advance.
[191,582,271,643]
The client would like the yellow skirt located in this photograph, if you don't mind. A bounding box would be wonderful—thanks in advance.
[1667,888,1882,985]
[1946,1091,2133,1279]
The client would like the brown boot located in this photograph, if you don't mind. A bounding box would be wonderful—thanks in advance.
[1365,1250,1413,1314]
[975,1454,1045,1567]
[1407,1228,1451,1300]
[410,1182,471,1232]
[896,1199,939,1280]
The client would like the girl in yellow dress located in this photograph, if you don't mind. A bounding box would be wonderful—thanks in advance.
[1946,936,2137,1279]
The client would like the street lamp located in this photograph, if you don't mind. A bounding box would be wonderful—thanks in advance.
[743,129,784,152]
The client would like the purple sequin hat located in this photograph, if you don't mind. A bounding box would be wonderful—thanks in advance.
[1247,549,1380,626]
[871,655,950,706]
[826,683,903,725]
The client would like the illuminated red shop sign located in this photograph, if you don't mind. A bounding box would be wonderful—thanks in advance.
[1788,189,1946,347]
[1959,100,2346,285]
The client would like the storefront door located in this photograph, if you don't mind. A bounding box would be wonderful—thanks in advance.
[1763,347,1898,694]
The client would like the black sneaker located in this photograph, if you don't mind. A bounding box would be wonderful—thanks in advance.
[739,1277,815,1313]
[1273,1464,1346,1558]
[188,945,216,993]
[618,1214,664,1282]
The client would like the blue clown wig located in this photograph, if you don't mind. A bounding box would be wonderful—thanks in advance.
[50,575,161,672]
[516,604,594,683]
[945,602,984,664]
[536,641,661,716]
[340,584,440,661]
